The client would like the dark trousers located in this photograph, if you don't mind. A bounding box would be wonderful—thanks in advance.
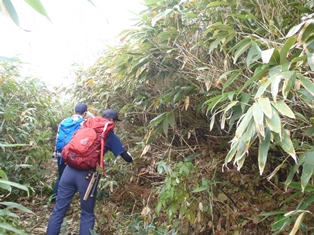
[46,165,98,235]
[51,158,66,203]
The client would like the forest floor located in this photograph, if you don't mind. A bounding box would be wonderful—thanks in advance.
[17,158,147,235]
[17,160,83,235]
[15,151,314,235]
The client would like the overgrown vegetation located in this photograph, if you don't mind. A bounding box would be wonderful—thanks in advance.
[73,0,314,234]
[0,61,54,234]
[1,0,314,234]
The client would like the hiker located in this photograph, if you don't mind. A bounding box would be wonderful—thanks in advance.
[46,109,133,235]
[49,103,88,210]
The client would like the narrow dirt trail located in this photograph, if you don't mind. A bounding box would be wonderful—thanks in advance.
[17,160,82,235]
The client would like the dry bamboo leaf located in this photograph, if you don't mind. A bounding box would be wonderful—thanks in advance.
[289,212,306,235]
[140,144,151,158]
[184,96,190,110]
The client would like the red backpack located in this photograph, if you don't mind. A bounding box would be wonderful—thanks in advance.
[61,116,114,171]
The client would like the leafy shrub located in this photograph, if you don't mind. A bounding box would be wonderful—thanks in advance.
[0,61,57,193]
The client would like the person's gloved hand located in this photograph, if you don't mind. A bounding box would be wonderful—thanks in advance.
[127,151,134,162]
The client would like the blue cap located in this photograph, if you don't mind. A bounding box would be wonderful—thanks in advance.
[102,109,121,121]
[74,103,88,115]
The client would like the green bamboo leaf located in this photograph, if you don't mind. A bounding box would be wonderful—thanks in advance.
[228,106,242,131]
[295,111,309,123]
[209,32,229,53]
[240,93,251,112]
[0,209,19,218]
[0,202,34,214]
[167,112,175,128]
[2,0,19,26]
[162,117,169,136]
[152,8,172,27]
[192,186,208,193]
[252,102,264,137]
[235,106,253,139]
[0,223,27,235]
[300,150,314,192]
[269,48,280,65]
[205,95,223,112]
[265,107,281,134]
[277,129,297,163]
[150,113,166,126]
[239,66,269,94]
[243,119,255,144]
[307,53,314,71]
[258,97,272,119]
[261,48,274,64]
[298,88,314,103]
[290,55,307,64]
[131,56,150,75]
[234,139,246,163]
[246,42,262,67]
[209,111,216,131]
[258,129,271,175]
[234,121,255,168]
[280,37,297,64]
[297,74,314,96]
[300,22,314,42]
[0,170,11,192]
[254,77,271,99]
[0,143,27,148]
[299,194,314,209]
[221,69,241,92]
[207,1,229,7]
[204,93,229,112]
[272,215,291,231]
[307,40,314,57]
[0,180,29,195]
[289,182,314,193]
[224,101,238,113]
[24,0,50,21]
[0,170,9,180]
[231,13,255,19]
[206,22,232,31]
[236,154,246,170]
[284,158,303,191]
[305,126,314,137]
[271,100,295,119]
[262,48,280,64]
[286,22,305,37]
[282,71,296,99]
[233,39,252,64]
[271,74,282,102]
[224,142,238,165]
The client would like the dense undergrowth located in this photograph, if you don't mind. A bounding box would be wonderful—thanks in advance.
[1,0,314,234]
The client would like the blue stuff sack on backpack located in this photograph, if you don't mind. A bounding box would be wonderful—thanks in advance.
[55,117,84,152]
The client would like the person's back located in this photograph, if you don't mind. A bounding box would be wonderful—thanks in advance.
[49,103,88,210]
[46,109,133,235]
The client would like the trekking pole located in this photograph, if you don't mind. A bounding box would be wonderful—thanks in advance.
[83,163,102,200]
[83,171,97,200]
[90,171,101,197]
